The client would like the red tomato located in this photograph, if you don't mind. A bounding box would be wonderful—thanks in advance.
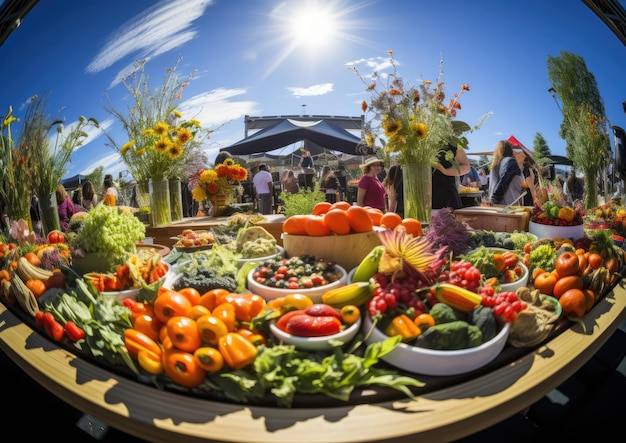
[47,230,65,244]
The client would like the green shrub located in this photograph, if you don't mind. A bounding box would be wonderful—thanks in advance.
[280,183,325,217]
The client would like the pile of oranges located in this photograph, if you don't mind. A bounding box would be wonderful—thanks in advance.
[282,201,423,237]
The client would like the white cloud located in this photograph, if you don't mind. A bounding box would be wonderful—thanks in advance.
[85,0,214,74]
[286,83,334,98]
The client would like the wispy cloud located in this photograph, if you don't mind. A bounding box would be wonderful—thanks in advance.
[85,0,214,75]
[287,83,334,98]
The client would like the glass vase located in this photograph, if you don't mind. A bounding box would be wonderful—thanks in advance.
[212,193,228,217]
[149,179,172,227]
[169,179,183,221]
[39,192,61,235]
[402,163,432,224]
[137,180,151,208]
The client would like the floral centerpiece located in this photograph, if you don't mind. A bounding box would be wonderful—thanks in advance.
[351,50,490,222]
[189,158,248,216]
[103,57,210,227]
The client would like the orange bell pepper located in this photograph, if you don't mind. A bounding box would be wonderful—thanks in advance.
[385,314,421,341]
[217,292,266,322]
[218,332,259,370]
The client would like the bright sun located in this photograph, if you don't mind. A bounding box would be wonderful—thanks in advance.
[259,1,371,78]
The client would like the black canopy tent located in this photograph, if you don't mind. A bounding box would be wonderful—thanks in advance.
[222,118,373,157]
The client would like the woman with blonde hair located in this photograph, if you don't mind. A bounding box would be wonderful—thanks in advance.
[488,140,524,205]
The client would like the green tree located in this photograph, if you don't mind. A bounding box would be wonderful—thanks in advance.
[532,132,551,166]
[547,51,611,208]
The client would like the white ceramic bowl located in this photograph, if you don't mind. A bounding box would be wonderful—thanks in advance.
[101,261,171,303]
[269,315,362,351]
[529,221,585,241]
[499,262,529,293]
[235,245,285,268]
[362,314,511,375]
[247,264,347,303]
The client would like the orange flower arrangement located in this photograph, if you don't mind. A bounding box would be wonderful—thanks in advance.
[190,158,248,205]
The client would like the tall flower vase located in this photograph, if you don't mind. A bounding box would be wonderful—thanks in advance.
[402,163,432,224]
[149,179,172,227]
[39,192,61,235]
[137,180,151,208]
[169,179,183,221]
[211,193,228,217]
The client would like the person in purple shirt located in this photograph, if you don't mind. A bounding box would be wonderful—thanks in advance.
[356,157,387,212]
[56,183,80,232]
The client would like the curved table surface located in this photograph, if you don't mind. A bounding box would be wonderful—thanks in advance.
[1,281,625,443]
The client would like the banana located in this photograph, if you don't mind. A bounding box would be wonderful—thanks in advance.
[321,281,374,308]
[17,256,53,282]
[352,245,385,282]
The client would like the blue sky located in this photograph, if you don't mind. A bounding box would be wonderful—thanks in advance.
[1,0,625,182]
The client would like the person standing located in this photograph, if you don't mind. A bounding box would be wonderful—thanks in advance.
[299,149,314,170]
[81,180,98,210]
[282,169,299,194]
[488,140,524,205]
[56,184,80,232]
[382,165,404,217]
[102,174,119,206]
[253,164,274,214]
[320,165,340,204]
[563,169,584,204]
[356,157,386,212]
[478,168,489,193]
[432,144,470,210]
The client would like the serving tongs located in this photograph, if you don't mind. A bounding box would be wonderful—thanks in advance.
[500,191,528,213]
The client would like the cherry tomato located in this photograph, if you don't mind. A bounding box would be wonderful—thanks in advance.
[47,230,65,244]
[340,304,360,325]
[193,346,225,373]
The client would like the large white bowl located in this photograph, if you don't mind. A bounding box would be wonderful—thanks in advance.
[362,314,511,375]
[247,264,347,303]
[269,314,362,351]
[499,262,529,293]
[101,261,171,303]
[529,221,585,241]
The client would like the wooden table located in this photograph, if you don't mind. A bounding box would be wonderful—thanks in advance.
[1,280,625,442]
[454,206,531,233]
[144,214,287,248]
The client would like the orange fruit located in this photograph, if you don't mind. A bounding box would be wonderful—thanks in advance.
[324,208,352,235]
[331,201,351,211]
[177,287,202,306]
[282,215,308,235]
[583,288,595,312]
[398,218,423,237]
[553,275,583,299]
[312,201,332,216]
[380,212,403,229]
[346,206,373,233]
[304,215,331,236]
[559,288,587,318]
[367,208,384,226]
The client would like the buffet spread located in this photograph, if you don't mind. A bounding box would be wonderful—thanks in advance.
[1,200,626,440]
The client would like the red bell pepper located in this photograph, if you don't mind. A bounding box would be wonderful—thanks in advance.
[64,321,86,342]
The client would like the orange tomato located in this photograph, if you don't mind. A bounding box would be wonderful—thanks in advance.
[312,201,332,216]
[304,215,331,236]
[162,349,207,388]
[26,278,47,298]
[323,208,351,235]
[177,287,201,306]
[187,305,211,320]
[282,215,308,235]
[553,275,584,299]
[153,289,193,324]
[331,201,351,211]
[586,252,603,270]
[532,267,546,280]
[132,314,162,342]
[166,316,202,352]
[24,252,41,266]
[399,218,423,237]
[366,208,383,226]
[193,346,225,373]
[346,206,373,233]
[198,288,230,312]
[555,251,580,278]
[0,269,10,282]
[559,288,587,318]
[533,271,557,296]
[380,212,403,229]
[583,288,596,312]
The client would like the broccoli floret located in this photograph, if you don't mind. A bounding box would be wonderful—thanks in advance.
[430,303,459,324]
[173,268,237,293]
[467,325,483,348]
[467,305,497,342]
[416,321,482,350]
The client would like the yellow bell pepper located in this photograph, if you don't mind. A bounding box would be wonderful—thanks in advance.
[384,314,421,341]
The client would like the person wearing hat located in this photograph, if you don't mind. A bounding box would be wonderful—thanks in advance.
[253,163,274,214]
[357,157,387,212]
